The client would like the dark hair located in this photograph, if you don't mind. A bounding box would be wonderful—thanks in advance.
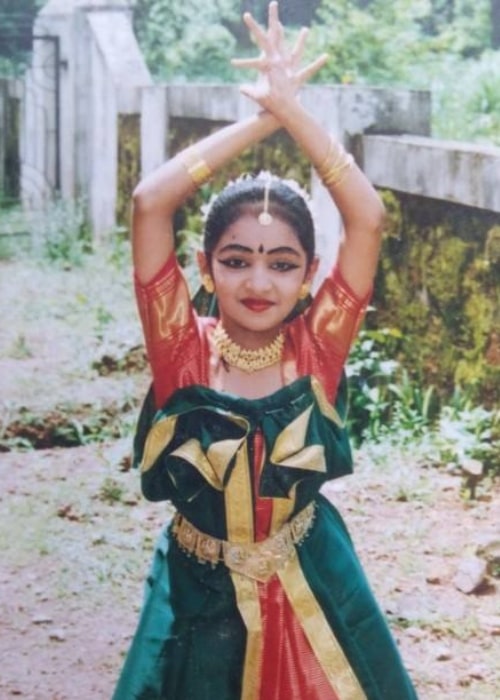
[203,175,315,264]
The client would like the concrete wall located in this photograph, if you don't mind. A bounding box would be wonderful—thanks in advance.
[20,0,151,236]
[140,83,434,277]
[361,134,500,213]
[8,1,499,242]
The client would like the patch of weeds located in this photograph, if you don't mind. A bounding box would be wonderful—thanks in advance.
[0,205,32,260]
[394,486,419,503]
[8,333,33,359]
[388,615,428,631]
[424,615,481,641]
[92,345,148,375]
[1,197,93,267]
[94,304,115,341]
[0,402,137,451]
[392,476,434,504]
[105,229,132,270]
[436,401,499,480]
[98,477,126,504]
[31,196,92,268]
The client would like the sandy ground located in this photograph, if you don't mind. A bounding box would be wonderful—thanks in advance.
[0,257,498,699]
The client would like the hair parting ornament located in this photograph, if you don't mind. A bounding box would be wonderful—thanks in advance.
[258,175,273,226]
[201,171,316,224]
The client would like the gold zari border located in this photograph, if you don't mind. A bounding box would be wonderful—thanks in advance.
[225,447,263,700]
[278,556,367,700]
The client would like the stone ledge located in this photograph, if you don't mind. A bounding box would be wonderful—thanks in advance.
[361,134,500,213]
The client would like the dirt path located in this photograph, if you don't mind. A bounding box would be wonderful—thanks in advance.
[0,441,498,699]
[0,257,498,699]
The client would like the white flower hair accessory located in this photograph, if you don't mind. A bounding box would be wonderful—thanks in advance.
[200,171,318,234]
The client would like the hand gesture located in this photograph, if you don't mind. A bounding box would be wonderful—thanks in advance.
[232,1,328,116]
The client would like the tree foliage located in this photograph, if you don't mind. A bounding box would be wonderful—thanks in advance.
[133,0,499,143]
[304,0,491,84]
[134,0,494,79]
[1,1,497,142]
[0,0,43,63]
[132,0,323,82]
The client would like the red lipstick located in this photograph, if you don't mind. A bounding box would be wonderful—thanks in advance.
[241,298,275,312]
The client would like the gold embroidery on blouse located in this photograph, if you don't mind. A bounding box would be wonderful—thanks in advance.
[309,280,367,358]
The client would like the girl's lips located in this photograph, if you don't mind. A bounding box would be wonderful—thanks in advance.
[241,298,275,312]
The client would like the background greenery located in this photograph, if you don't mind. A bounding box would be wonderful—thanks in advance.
[2,1,499,142]
[0,0,44,75]
[0,0,498,473]
[132,0,500,145]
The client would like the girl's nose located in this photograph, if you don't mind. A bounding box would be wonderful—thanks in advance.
[246,264,272,293]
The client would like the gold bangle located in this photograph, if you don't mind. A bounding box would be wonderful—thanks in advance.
[316,138,337,180]
[322,153,354,187]
[179,148,213,187]
[316,138,354,188]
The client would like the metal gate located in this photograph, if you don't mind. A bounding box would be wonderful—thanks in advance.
[0,30,61,208]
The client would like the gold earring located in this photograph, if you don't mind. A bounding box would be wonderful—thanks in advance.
[202,274,215,294]
[298,282,310,300]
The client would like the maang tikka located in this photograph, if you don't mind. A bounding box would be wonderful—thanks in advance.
[258,178,273,226]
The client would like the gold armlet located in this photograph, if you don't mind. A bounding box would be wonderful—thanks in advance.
[179,147,213,187]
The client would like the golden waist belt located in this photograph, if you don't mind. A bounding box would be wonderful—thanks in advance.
[171,501,316,583]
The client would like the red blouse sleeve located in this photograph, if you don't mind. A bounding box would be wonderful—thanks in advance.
[287,267,371,403]
[134,254,205,407]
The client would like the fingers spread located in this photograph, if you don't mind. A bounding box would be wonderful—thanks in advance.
[297,54,329,85]
[243,12,270,53]
[231,56,265,70]
[268,1,284,50]
[235,3,327,96]
[267,1,280,30]
[290,27,309,68]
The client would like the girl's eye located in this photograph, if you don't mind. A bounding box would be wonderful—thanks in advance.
[271,261,300,272]
[217,257,248,269]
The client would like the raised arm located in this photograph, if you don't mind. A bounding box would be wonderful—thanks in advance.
[132,112,278,284]
[132,7,327,285]
[233,2,385,299]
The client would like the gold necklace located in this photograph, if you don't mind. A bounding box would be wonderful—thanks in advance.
[212,321,284,373]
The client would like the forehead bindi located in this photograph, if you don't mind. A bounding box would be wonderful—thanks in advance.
[216,217,305,257]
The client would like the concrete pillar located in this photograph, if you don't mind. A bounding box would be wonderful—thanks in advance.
[85,7,151,236]
[87,29,118,239]
[22,0,152,237]
[20,27,59,207]
[140,86,168,178]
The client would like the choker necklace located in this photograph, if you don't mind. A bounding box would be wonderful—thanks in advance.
[212,321,284,373]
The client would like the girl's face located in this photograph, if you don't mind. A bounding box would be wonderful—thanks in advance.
[200,214,317,348]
